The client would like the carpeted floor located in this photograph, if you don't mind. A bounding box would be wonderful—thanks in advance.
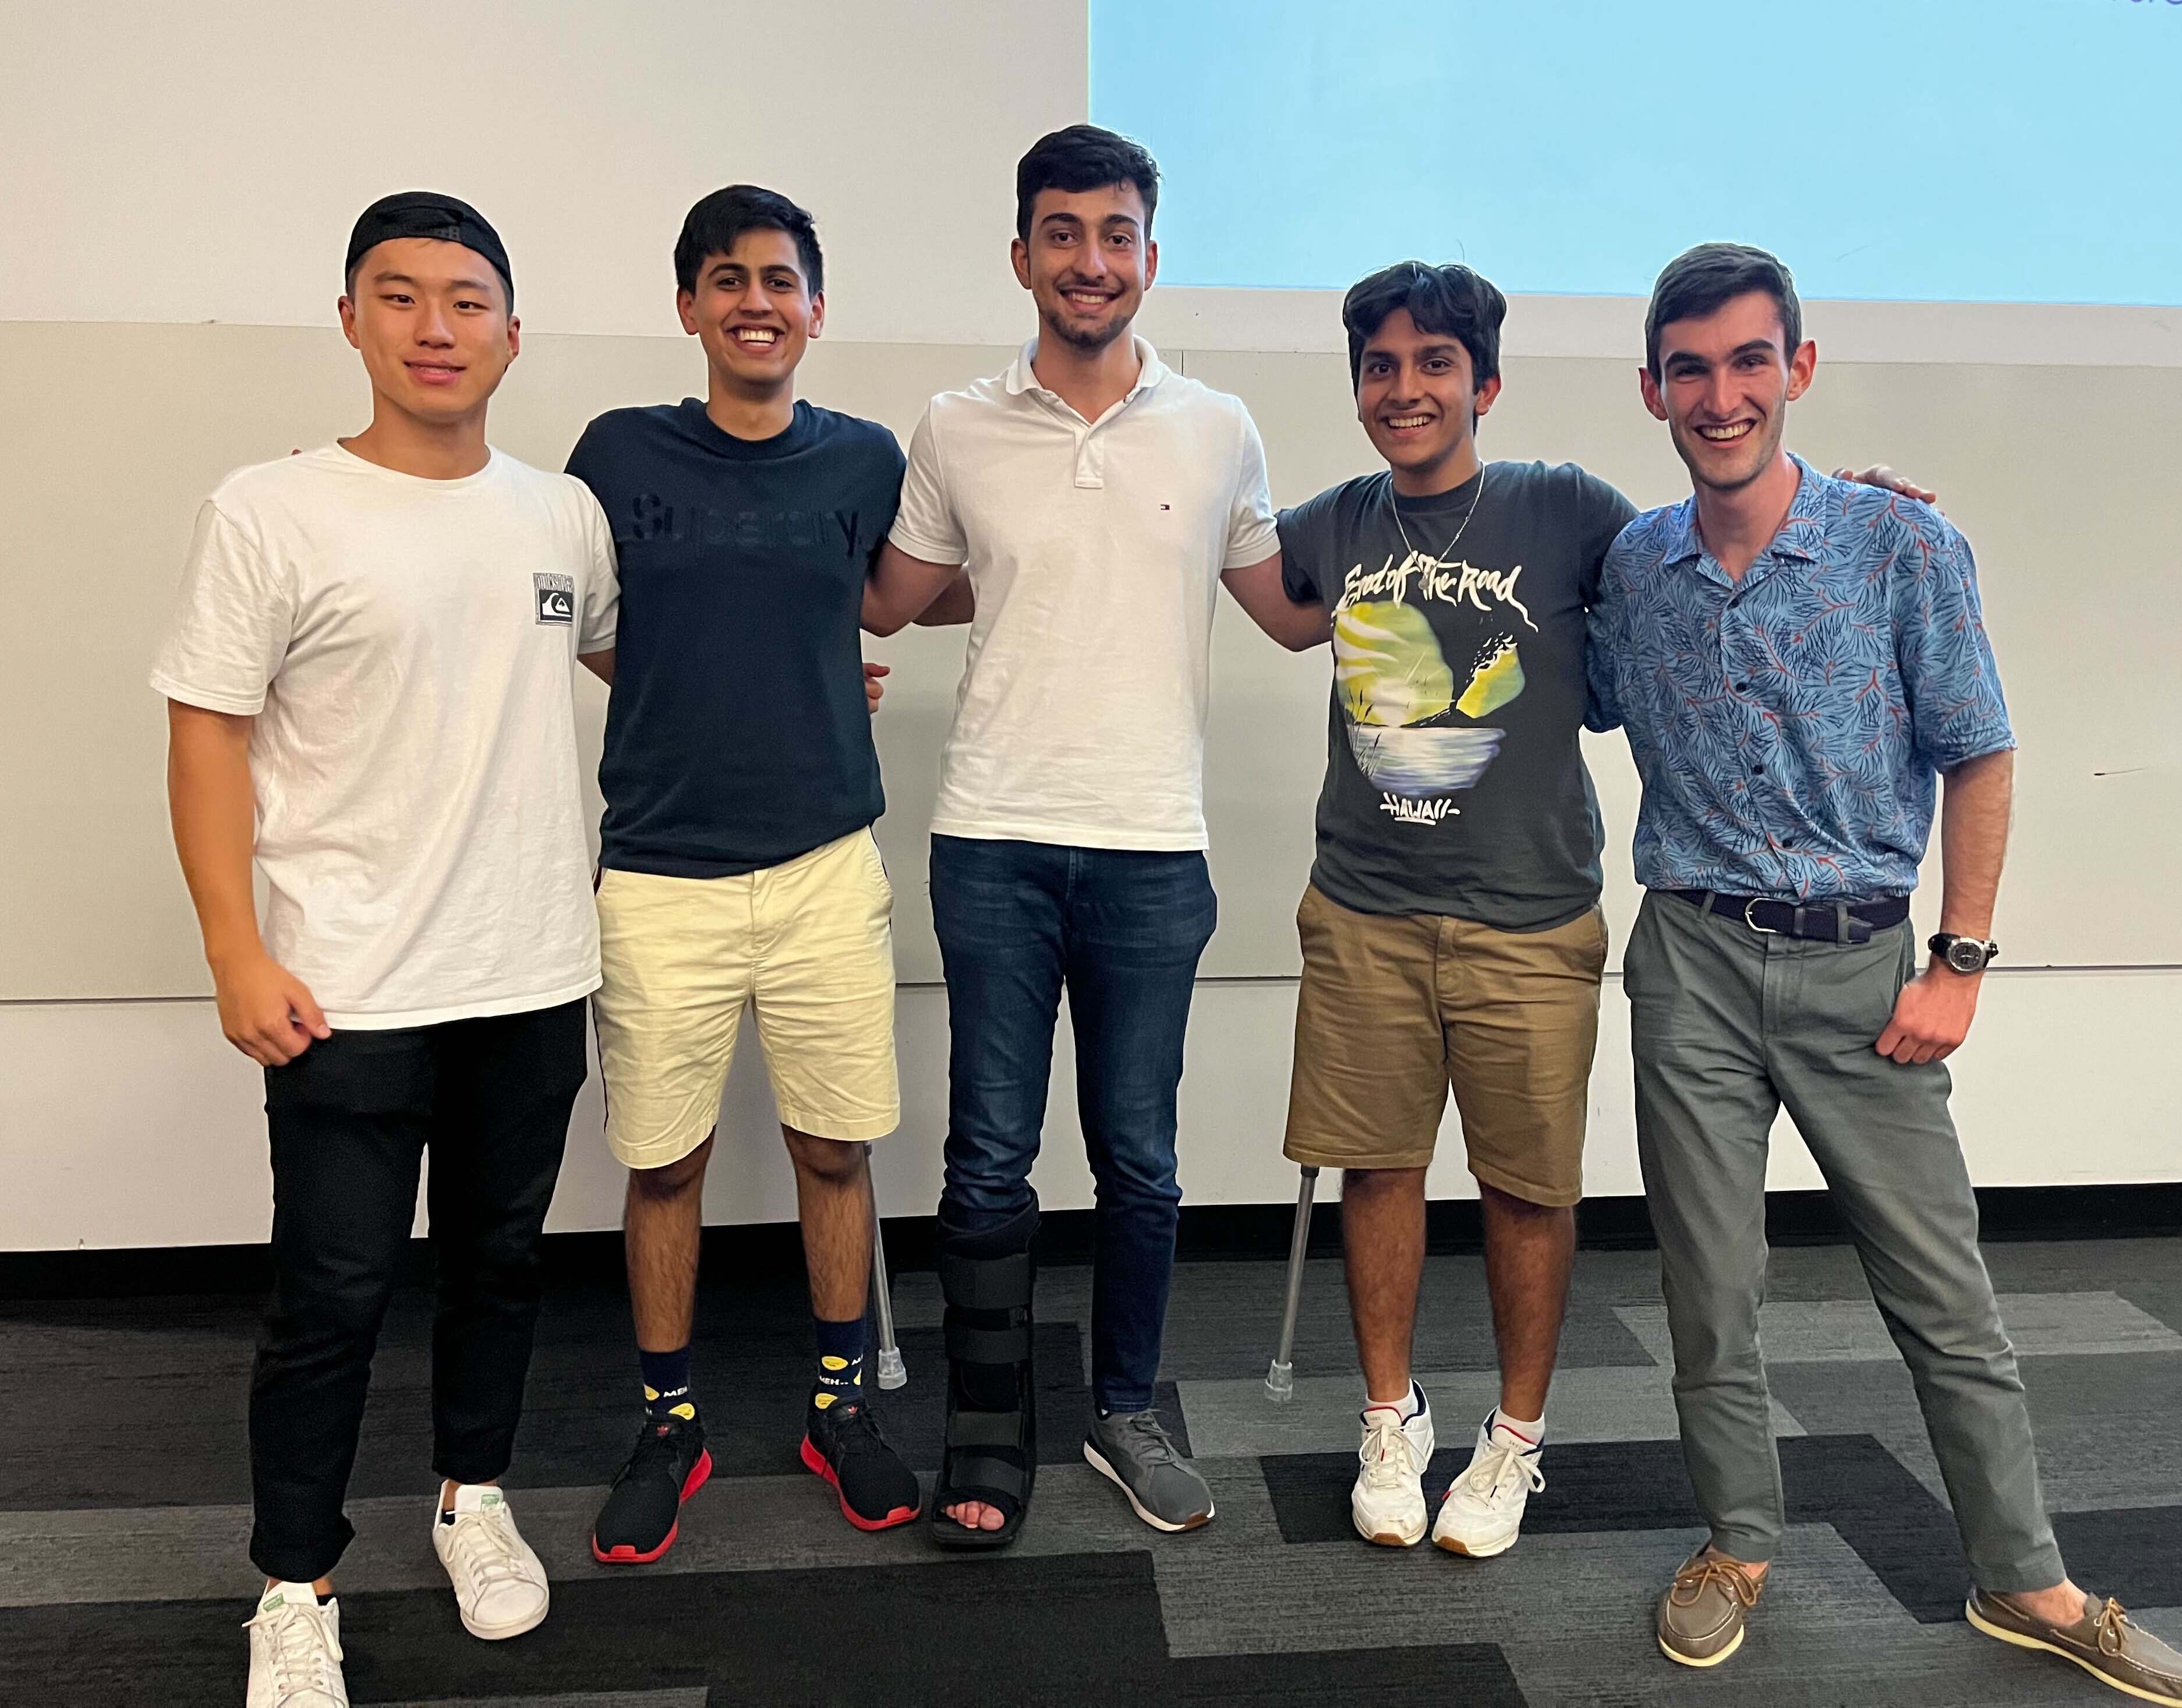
[3,1235,2178,1706]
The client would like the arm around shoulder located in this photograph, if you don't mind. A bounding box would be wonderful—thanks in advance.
[863,538,968,636]
[1221,552,1331,651]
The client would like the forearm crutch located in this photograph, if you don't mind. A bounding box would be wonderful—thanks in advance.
[868,1159,907,1389]
[1265,1165,1320,1402]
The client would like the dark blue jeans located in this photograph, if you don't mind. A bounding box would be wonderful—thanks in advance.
[929,834,1216,1413]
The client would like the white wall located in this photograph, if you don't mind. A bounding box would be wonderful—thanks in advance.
[3,1,2176,1251]
[0,0,1084,344]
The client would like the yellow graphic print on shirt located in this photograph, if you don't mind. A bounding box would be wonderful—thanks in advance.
[1334,600,1522,815]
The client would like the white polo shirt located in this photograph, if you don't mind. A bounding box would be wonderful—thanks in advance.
[889,337,1278,851]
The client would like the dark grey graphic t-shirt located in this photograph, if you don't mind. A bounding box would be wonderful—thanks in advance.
[1278,460,1636,931]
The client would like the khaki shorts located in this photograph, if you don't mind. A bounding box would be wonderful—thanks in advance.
[593,828,900,1169]
[1283,883,1607,1206]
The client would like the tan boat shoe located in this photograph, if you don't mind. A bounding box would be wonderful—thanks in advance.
[1968,1587,2182,1705]
[1657,1551,1764,1668]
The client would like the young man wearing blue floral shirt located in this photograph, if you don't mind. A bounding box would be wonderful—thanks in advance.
[1588,242,2178,1703]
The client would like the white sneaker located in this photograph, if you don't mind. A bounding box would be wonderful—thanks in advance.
[245,1581,349,1707]
[432,1485,550,1640]
[1432,1415,1544,1557]
[1350,1385,1435,1547]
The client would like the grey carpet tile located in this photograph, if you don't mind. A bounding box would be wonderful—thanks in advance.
[1982,1239,2182,1295]
[1159,1522,1894,1659]
[1254,1434,1993,1622]
[1173,1643,1526,1705]
[2138,1606,2182,1645]
[2019,1350,2182,1427]
[1764,1360,1955,1505]
[2122,1282,2182,1336]
[892,1256,1658,1388]
[1174,1364,1804,1461]
[1616,1292,2182,1367]
[2052,1508,2182,1608]
[0,1461,1264,1609]
[383,1696,709,1708]
[1153,1257,1658,1380]
[1767,1356,2182,1516]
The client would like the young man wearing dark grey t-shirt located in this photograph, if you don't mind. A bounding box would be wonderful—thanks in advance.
[1276,262,1628,1561]
[1275,262,1924,1564]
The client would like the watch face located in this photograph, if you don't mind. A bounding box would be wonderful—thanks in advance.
[1946,939,1987,974]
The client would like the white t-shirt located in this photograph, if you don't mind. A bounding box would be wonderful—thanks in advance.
[889,337,1279,851]
[150,444,620,1028]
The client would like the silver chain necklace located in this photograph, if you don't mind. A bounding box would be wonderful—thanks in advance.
[1391,464,1488,565]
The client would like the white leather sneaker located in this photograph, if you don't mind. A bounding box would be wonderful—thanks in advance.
[245,1580,349,1707]
[432,1485,550,1640]
[1432,1415,1544,1557]
[1350,1386,1434,1547]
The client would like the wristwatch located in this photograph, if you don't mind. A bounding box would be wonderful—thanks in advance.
[1928,932,1999,974]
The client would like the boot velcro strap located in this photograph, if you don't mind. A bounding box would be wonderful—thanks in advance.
[945,1316,1032,1366]
[943,1451,1031,1501]
[945,1408,1028,1451]
[938,1249,1034,1310]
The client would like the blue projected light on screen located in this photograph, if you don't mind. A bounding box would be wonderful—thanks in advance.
[1089,1,2181,305]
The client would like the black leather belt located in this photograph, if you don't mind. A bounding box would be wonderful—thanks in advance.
[1665,889,1911,945]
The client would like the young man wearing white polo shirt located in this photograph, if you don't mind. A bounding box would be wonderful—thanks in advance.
[155,195,617,1705]
[864,125,1322,1547]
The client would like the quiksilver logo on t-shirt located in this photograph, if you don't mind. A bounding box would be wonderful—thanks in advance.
[533,572,575,625]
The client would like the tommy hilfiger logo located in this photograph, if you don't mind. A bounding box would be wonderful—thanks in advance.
[533,572,575,624]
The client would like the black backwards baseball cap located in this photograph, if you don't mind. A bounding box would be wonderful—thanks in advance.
[344,191,514,309]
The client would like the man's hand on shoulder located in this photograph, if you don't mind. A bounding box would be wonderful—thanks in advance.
[211,951,331,1066]
[1876,963,1981,1065]
[1835,465,1938,505]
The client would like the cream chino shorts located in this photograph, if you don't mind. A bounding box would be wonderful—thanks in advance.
[593,828,901,1168]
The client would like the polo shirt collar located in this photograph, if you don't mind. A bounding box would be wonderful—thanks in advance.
[1662,452,1828,571]
[1004,334,1169,402]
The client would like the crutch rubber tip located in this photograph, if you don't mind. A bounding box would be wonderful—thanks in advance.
[875,1348,908,1391]
[1265,1357,1295,1403]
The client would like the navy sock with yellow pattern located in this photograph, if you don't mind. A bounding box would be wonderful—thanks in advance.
[812,1316,865,1415]
[639,1345,696,1423]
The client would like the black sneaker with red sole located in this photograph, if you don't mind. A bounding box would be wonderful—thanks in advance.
[592,1412,712,1564]
[800,1398,921,1532]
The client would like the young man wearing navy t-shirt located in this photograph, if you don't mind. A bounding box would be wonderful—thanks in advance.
[566,186,921,1560]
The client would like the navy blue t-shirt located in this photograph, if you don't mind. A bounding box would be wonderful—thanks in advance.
[567,398,904,877]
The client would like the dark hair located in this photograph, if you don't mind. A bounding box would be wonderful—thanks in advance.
[1341,261,1507,392]
[1014,125,1160,243]
[1645,242,1802,377]
[674,185,823,297]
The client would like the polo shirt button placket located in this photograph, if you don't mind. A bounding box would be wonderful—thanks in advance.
[1075,425,1102,491]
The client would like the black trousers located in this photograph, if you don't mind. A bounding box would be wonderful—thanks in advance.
[247,999,587,1583]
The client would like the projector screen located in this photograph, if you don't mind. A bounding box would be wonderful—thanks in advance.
[1091,0,2181,305]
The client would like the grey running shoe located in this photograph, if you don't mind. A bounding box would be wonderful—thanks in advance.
[1968,1587,2182,1705]
[1657,1551,1763,1668]
[1084,1410,1214,1533]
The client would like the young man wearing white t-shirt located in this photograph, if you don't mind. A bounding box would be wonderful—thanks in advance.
[153,193,618,1708]
[864,127,1322,1548]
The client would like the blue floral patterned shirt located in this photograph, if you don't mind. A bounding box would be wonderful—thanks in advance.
[1586,457,2014,900]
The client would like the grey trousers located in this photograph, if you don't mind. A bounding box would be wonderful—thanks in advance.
[1623,890,2063,1592]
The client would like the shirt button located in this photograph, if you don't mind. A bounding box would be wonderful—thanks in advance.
[1735,681,1751,692]
[1750,765,1763,775]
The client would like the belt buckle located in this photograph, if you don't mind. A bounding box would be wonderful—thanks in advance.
[1743,898,1777,935]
